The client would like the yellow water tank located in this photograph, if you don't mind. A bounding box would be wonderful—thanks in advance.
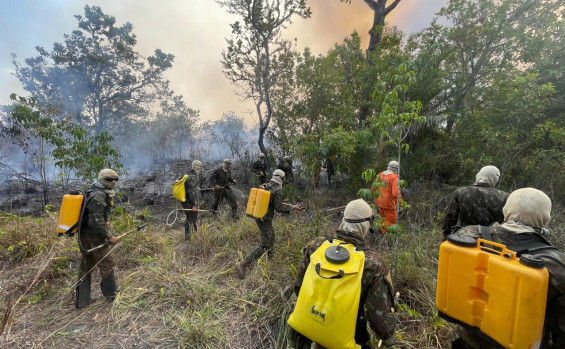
[57,192,85,236]
[246,188,271,219]
[287,239,364,349]
[436,237,549,349]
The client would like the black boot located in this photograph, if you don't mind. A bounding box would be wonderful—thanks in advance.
[101,269,118,302]
[75,273,92,309]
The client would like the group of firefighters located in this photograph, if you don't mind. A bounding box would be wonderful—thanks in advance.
[73,155,564,348]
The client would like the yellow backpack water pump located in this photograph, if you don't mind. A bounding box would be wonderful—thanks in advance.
[287,239,365,349]
[436,235,549,349]
[246,187,271,219]
[56,190,86,236]
[172,174,189,202]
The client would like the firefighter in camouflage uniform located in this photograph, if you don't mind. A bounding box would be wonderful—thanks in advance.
[182,160,203,241]
[277,156,293,183]
[235,169,301,279]
[287,199,398,348]
[449,188,564,348]
[251,153,268,186]
[210,159,239,220]
[75,168,119,309]
[443,165,509,239]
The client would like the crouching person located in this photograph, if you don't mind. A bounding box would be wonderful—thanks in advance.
[447,188,565,348]
[75,169,119,309]
[286,199,398,348]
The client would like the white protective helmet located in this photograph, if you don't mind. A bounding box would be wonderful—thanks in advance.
[272,169,286,184]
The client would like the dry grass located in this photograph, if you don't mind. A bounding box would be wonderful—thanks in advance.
[1,186,561,348]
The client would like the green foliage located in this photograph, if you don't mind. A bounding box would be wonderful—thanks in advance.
[12,5,174,135]
[9,95,123,182]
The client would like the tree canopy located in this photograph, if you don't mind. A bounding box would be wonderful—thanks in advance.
[12,5,174,135]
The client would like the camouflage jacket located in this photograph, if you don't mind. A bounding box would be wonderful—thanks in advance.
[209,167,235,188]
[261,181,290,221]
[184,169,203,207]
[293,231,397,342]
[277,162,293,180]
[251,160,267,175]
[82,188,113,239]
[453,224,565,348]
[442,183,509,237]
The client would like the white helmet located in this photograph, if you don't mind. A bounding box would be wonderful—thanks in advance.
[192,160,202,173]
[272,169,285,184]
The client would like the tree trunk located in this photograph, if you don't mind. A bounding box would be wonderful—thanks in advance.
[364,0,402,53]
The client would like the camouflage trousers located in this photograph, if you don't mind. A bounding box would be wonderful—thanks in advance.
[244,218,275,263]
[212,189,238,218]
[79,233,116,280]
[181,201,198,240]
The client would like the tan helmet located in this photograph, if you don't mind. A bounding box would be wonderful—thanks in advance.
[98,168,119,189]
[503,188,551,228]
[339,199,374,239]
[475,165,500,187]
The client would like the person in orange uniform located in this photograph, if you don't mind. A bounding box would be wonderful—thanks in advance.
[374,160,402,232]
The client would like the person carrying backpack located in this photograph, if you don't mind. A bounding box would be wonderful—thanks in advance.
[181,160,203,241]
[448,188,564,348]
[235,169,301,279]
[75,168,120,309]
[287,199,398,348]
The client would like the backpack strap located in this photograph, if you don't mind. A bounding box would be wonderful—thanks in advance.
[478,225,494,242]
[480,225,557,257]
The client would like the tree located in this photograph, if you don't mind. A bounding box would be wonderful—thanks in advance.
[341,0,402,53]
[5,94,123,204]
[434,0,559,133]
[217,0,311,173]
[147,95,199,160]
[213,112,249,159]
[12,5,174,135]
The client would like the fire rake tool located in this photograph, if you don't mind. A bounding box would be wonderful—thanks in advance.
[86,224,148,253]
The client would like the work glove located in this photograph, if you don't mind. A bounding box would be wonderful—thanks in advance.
[213,185,220,191]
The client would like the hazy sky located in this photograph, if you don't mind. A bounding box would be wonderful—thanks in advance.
[0,0,448,125]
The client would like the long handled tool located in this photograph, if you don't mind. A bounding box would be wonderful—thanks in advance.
[165,209,218,226]
[86,224,148,253]
[324,205,346,213]
[199,187,224,191]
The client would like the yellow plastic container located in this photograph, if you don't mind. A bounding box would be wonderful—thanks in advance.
[172,174,188,202]
[57,193,85,236]
[436,238,549,349]
[288,239,364,349]
[245,188,271,219]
